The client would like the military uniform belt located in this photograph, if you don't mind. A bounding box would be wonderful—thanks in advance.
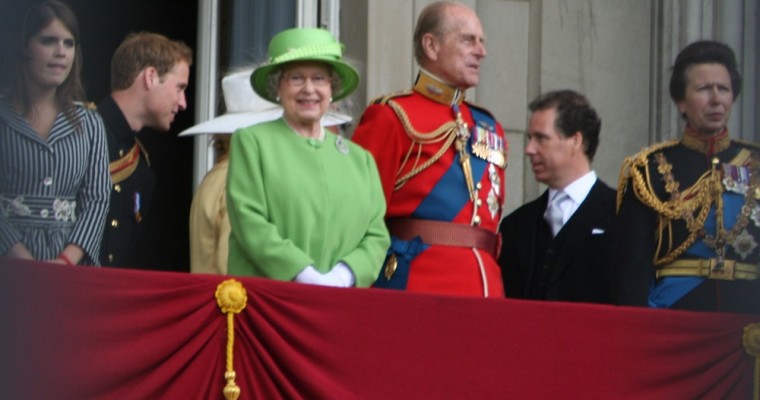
[657,258,759,281]
[387,218,499,258]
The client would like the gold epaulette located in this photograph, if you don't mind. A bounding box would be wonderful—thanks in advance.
[384,96,459,191]
[616,139,680,212]
[369,90,413,106]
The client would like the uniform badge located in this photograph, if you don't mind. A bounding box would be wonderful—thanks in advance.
[752,205,760,228]
[731,228,757,260]
[134,192,142,223]
[470,122,507,169]
[722,164,750,195]
[487,163,500,219]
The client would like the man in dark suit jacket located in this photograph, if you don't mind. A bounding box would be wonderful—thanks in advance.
[498,90,616,304]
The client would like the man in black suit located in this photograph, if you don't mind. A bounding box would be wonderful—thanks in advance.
[498,90,615,303]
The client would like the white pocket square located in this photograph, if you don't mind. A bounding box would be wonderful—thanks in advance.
[591,228,605,234]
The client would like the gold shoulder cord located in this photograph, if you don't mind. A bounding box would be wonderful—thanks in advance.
[616,140,680,212]
[387,100,458,190]
[619,140,710,265]
[620,141,760,266]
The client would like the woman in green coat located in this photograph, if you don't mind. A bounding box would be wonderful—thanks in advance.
[226,28,389,287]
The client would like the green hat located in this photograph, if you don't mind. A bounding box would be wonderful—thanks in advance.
[251,28,360,103]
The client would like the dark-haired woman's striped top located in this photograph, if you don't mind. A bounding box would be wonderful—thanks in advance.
[0,98,109,265]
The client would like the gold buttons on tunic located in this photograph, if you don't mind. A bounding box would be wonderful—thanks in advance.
[118,149,125,157]
[476,199,482,207]
[108,254,114,263]
[473,215,481,226]
[114,184,122,193]
[111,219,119,228]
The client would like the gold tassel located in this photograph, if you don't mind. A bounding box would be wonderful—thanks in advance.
[216,279,248,400]
[744,323,760,400]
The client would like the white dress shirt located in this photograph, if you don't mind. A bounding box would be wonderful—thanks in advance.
[545,171,598,227]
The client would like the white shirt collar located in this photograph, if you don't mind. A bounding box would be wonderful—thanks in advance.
[547,170,597,206]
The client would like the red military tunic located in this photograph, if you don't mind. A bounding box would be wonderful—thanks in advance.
[353,70,508,297]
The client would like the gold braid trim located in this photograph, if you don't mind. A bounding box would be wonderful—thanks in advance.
[109,144,140,185]
[616,155,635,212]
[216,279,247,400]
[619,140,718,265]
[387,99,458,190]
[744,323,760,400]
[616,140,680,212]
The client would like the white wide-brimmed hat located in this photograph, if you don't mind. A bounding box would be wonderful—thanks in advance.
[179,69,352,136]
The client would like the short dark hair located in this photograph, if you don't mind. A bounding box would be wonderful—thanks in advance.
[669,40,741,103]
[528,90,601,162]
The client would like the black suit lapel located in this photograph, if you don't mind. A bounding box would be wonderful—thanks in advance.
[547,181,615,284]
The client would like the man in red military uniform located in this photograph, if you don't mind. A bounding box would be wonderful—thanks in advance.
[353,1,508,297]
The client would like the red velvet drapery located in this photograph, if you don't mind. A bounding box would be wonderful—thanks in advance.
[0,259,757,399]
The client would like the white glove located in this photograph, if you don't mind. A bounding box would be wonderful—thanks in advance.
[294,265,323,285]
[324,262,355,287]
[294,263,355,288]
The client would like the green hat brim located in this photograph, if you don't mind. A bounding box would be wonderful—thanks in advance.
[250,56,359,104]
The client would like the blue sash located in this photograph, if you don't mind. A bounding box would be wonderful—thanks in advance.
[648,193,744,307]
[374,105,495,289]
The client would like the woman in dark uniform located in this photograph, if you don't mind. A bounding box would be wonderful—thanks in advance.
[615,40,759,313]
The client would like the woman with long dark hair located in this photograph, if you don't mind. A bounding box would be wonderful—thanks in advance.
[0,0,109,266]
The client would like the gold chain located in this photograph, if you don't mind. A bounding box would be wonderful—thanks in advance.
[645,150,757,265]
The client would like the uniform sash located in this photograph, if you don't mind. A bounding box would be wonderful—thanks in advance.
[376,106,496,289]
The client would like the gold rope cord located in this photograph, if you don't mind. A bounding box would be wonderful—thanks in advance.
[387,100,458,190]
[622,141,718,266]
[616,140,680,212]
[215,279,248,400]
[744,323,760,400]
